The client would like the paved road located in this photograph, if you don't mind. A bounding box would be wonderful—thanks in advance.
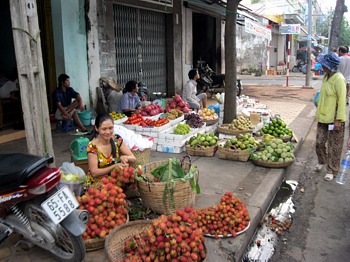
[240,73,322,90]
[269,113,350,262]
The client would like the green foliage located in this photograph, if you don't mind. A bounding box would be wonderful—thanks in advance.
[318,11,350,47]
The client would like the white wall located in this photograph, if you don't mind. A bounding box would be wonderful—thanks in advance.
[182,6,193,85]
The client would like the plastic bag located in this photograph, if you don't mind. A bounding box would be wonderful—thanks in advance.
[313,91,320,107]
[60,162,86,179]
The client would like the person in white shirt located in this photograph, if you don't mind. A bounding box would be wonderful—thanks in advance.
[338,46,350,105]
[182,69,207,109]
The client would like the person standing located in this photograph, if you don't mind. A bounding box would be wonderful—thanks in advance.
[54,74,89,132]
[314,53,347,181]
[182,69,207,109]
[338,46,350,105]
[117,80,141,117]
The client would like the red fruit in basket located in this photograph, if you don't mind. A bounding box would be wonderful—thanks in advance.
[101,177,108,185]
[99,230,107,238]
[109,189,117,196]
[108,196,114,203]
[88,187,96,196]
[184,207,193,213]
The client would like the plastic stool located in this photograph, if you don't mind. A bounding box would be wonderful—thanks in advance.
[56,119,75,132]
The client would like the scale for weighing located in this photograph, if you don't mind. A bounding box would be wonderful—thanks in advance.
[152,92,167,107]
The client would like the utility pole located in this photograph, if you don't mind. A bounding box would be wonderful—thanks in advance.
[305,0,312,88]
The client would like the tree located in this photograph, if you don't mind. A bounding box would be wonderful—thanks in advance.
[328,0,348,51]
[223,0,241,123]
[319,11,350,48]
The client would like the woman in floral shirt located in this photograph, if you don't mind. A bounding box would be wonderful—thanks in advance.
[86,113,136,184]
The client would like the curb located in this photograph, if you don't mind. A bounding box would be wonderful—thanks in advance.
[234,105,316,261]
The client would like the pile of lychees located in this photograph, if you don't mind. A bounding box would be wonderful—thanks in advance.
[196,192,250,238]
[118,207,206,262]
[77,176,128,240]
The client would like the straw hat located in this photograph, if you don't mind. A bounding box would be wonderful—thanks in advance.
[100,77,122,91]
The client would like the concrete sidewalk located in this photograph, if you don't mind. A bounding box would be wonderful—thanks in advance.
[0,90,317,261]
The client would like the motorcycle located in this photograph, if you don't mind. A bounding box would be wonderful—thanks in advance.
[0,153,88,262]
[292,59,305,72]
[196,61,242,97]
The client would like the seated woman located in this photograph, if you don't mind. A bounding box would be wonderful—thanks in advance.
[117,80,141,117]
[86,113,136,185]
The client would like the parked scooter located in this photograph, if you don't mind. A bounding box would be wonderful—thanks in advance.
[0,153,88,262]
[292,59,305,72]
[195,61,242,96]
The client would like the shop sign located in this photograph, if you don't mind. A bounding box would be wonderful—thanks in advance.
[279,24,300,34]
[245,20,272,41]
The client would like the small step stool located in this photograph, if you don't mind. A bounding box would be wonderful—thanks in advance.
[56,119,75,132]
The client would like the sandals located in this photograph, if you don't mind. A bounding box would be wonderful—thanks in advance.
[324,173,334,181]
[315,164,324,172]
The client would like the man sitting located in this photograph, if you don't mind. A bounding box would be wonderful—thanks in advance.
[54,74,89,132]
[182,69,207,109]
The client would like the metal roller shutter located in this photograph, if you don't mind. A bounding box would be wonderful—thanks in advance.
[114,4,167,95]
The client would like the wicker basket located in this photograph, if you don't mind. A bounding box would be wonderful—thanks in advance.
[185,145,217,157]
[105,220,207,261]
[217,146,251,162]
[84,213,129,251]
[131,148,151,168]
[137,159,198,215]
[105,220,153,262]
[84,237,106,252]
[217,124,253,135]
[281,135,292,142]
[252,159,294,168]
[203,118,219,126]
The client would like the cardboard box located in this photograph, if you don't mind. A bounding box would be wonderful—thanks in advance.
[250,112,260,125]
[71,156,89,175]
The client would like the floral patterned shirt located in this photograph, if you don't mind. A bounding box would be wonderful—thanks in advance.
[86,134,123,184]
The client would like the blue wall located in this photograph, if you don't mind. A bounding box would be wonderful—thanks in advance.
[51,0,89,108]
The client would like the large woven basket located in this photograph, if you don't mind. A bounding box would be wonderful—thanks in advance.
[131,148,151,168]
[217,146,251,162]
[252,159,294,168]
[217,124,253,135]
[84,213,129,251]
[105,220,153,262]
[137,159,198,215]
[185,145,217,157]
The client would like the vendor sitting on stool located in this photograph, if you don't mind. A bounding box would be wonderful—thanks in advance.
[182,69,207,109]
[117,80,141,117]
[54,74,89,132]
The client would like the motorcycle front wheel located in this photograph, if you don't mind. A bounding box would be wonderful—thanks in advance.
[25,203,86,262]
[292,66,299,72]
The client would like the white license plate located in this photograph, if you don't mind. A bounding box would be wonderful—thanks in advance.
[41,186,79,224]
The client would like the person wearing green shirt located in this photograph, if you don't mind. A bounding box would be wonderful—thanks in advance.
[314,53,347,181]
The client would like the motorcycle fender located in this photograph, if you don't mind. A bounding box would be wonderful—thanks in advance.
[60,211,86,237]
